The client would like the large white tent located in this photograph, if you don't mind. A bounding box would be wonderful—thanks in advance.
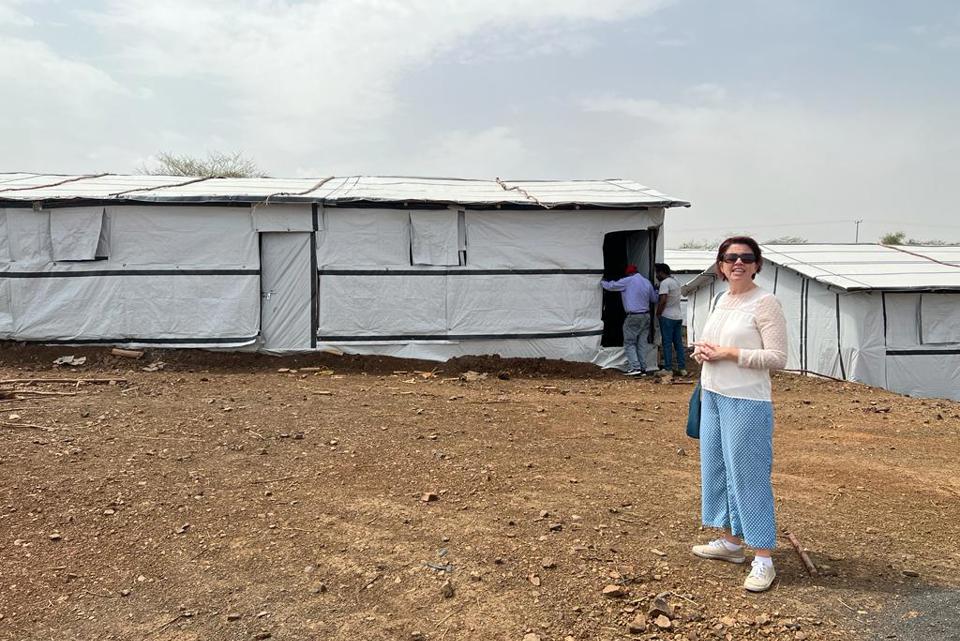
[0,172,689,365]
[683,244,960,401]
[664,249,715,325]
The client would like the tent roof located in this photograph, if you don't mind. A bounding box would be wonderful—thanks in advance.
[0,173,690,209]
[664,249,716,273]
[682,243,960,293]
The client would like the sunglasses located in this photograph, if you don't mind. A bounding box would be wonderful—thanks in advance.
[721,252,757,264]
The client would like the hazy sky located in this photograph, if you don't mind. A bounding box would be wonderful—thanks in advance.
[1,0,958,246]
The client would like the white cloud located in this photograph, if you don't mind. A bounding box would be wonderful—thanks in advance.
[580,91,959,244]
[0,37,124,98]
[408,126,532,178]
[80,0,672,157]
[0,0,34,28]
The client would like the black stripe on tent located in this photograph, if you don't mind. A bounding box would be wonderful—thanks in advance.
[18,336,259,345]
[1,269,259,278]
[917,293,924,345]
[317,268,605,276]
[310,204,319,350]
[881,292,888,346]
[317,329,604,342]
[835,293,846,379]
[886,348,960,356]
[772,265,779,294]
[798,279,805,371]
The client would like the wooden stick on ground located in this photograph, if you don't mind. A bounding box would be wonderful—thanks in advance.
[786,531,819,577]
[0,421,52,431]
[0,378,126,385]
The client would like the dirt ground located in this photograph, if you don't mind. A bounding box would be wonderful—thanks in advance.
[1,344,959,641]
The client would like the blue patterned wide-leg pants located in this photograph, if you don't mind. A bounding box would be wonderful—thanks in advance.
[699,389,776,549]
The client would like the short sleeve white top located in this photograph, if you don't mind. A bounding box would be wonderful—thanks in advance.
[658,276,683,320]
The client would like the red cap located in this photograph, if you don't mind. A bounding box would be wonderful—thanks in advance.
[625,264,638,275]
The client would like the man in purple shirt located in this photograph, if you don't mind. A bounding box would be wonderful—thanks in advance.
[601,264,658,376]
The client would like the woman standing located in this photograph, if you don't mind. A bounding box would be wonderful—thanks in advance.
[691,236,787,592]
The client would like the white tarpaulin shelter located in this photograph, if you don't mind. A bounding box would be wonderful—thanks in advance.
[0,172,689,365]
[664,249,715,325]
[683,244,960,401]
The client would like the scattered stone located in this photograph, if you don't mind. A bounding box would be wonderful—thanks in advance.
[720,616,736,628]
[528,574,541,586]
[654,615,672,630]
[410,632,426,641]
[522,634,541,641]
[421,492,439,503]
[175,523,190,535]
[602,584,626,598]
[227,613,242,621]
[253,633,272,640]
[120,589,131,597]
[628,614,646,633]
[648,595,674,619]
[755,613,772,626]
[440,580,455,598]
[48,532,62,541]
[650,548,667,557]
[548,522,563,532]
[902,569,920,578]
[541,558,556,569]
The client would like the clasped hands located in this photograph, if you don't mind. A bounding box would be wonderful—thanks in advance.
[692,341,739,364]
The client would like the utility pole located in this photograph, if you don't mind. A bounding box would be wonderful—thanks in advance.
[854,219,863,243]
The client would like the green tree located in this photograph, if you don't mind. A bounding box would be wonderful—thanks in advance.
[764,236,807,244]
[139,151,265,178]
[879,231,906,245]
[905,237,960,246]
[676,239,721,250]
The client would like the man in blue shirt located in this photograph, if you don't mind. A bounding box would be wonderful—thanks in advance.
[601,264,659,376]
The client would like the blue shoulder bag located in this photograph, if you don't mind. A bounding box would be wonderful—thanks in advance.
[686,383,702,439]
[686,291,724,440]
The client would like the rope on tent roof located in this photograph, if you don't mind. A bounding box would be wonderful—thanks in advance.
[760,245,874,290]
[495,177,552,209]
[109,175,214,197]
[886,244,960,270]
[251,175,337,212]
[0,173,111,193]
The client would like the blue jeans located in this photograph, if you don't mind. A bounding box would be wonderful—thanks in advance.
[622,313,651,371]
[659,316,685,370]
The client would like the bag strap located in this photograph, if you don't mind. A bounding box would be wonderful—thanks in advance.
[709,290,724,312]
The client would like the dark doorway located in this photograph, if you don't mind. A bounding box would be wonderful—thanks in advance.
[601,229,657,347]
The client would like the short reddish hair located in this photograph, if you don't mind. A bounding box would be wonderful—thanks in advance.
[625,264,638,275]
[715,236,762,281]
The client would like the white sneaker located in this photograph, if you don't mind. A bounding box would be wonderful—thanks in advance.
[744,559,777,592]
[691,538,746,564]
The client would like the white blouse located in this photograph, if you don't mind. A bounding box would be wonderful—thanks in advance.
[700,286,788,401]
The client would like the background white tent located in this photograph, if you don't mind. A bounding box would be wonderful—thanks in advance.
[683,244,960,401]
[0,173,689,367]
[664,249,715,326]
